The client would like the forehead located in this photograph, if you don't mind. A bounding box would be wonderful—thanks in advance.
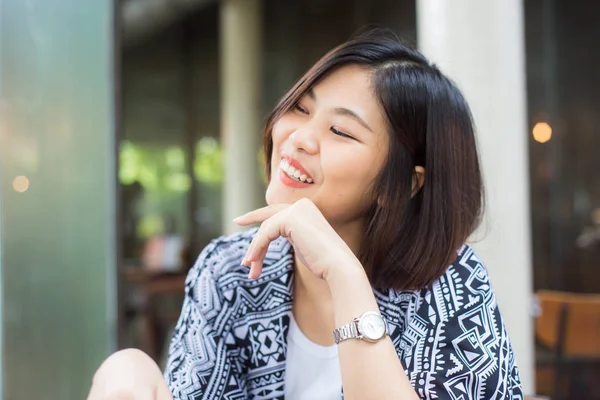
[312,64,374,101]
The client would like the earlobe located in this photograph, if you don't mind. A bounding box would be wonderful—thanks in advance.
[411,166,425,198]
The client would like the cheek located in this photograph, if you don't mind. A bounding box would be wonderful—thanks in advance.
[323,150,382,200]
[269,121,286,167]
[271,116,296,145]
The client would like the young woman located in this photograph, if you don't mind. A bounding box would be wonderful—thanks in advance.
[88,31,523,400]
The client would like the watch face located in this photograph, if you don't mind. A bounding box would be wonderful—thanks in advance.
[359,312,386,341]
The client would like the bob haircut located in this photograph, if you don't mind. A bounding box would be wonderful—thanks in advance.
[262,31,484,291]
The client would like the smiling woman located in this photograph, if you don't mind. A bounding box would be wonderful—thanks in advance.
[88,30,523,400]
[265,64,391,234]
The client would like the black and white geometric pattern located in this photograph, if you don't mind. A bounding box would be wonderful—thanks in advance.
[164,229,523,399]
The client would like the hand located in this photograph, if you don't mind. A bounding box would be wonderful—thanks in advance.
[87,349,173,400]
[234,198,361,280]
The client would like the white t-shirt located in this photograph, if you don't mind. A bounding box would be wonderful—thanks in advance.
[284,315,342,399]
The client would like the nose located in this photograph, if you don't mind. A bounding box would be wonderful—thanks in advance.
[290,124,319,154]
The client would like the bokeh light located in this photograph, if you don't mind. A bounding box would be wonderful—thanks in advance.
[12,175,30,192]
[533,122,552,143]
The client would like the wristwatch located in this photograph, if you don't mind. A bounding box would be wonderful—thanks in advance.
[333,311,388,344]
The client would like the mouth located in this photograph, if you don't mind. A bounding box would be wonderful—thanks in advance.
[279,157,314,184]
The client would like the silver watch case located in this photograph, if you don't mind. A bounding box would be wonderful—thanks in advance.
[333,311,388,344]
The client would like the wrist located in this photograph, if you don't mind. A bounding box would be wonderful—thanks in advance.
[324,255,379,321]
[323,254,365,287]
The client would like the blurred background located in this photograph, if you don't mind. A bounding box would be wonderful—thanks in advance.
[0,0,599,399]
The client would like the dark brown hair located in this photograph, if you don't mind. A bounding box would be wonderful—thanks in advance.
[263,31,484,291]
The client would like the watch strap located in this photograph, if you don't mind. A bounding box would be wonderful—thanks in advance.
[333,319,360,344]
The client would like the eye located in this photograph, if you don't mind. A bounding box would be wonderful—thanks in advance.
[331,127,355,140]
[294,104,309,115]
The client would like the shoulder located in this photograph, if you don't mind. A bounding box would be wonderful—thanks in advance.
[448,244,491,289]
[188,229,254,280]
[416,244,499,323]
[183,229,254,300]
[184,228,293,303]
[399,245,523,397]
[441,244,496,307]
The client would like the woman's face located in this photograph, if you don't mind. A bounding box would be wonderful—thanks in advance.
[266,65,390,226]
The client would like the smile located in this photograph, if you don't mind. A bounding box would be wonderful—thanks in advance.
[279,159,313,184]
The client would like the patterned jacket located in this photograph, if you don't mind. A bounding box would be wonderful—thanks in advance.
[164,229,523,399]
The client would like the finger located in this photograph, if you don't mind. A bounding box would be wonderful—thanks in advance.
[233,204,290,226]
[241,211,277,265]
[248,239,274,279]
[242,231,260,266]
[243,222,267,269]
[246,222,281,262]
[246,219,285,278]
[248,259,263,279]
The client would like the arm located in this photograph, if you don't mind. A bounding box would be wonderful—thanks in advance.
[327,254,523,400]
[234,200,420,399]
[326,260,419,400]
[234,201,523,400]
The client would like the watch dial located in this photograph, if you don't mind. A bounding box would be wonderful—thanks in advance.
[360,313,386,340]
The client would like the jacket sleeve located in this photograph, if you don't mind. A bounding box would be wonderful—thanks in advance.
[164,243,246,400]
[402,250,524,399]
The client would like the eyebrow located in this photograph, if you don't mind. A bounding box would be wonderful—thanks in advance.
[332,107,373,132]
[305,88,373,132]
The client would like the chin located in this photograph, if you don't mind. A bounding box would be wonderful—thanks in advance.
[266,176,317,205]
[265,185,300,206]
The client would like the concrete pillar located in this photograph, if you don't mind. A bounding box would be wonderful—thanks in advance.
[417,0,534,393]
[220,0,263,234]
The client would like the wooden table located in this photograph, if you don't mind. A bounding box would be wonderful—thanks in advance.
[122,267,188,361]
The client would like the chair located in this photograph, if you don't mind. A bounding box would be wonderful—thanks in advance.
[535,290,600,399]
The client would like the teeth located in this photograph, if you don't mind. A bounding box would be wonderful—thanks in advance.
[279,159,313,184]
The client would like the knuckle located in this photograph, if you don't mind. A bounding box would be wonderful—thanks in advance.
[296,197,312,207]
[257,221,269,236]
[295,198,316,213]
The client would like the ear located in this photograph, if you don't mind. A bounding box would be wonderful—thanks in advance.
[411,166,425,198]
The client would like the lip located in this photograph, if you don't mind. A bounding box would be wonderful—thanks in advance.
[278,155,314,188]
[281,155,313,181]
[279,169,311,188]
